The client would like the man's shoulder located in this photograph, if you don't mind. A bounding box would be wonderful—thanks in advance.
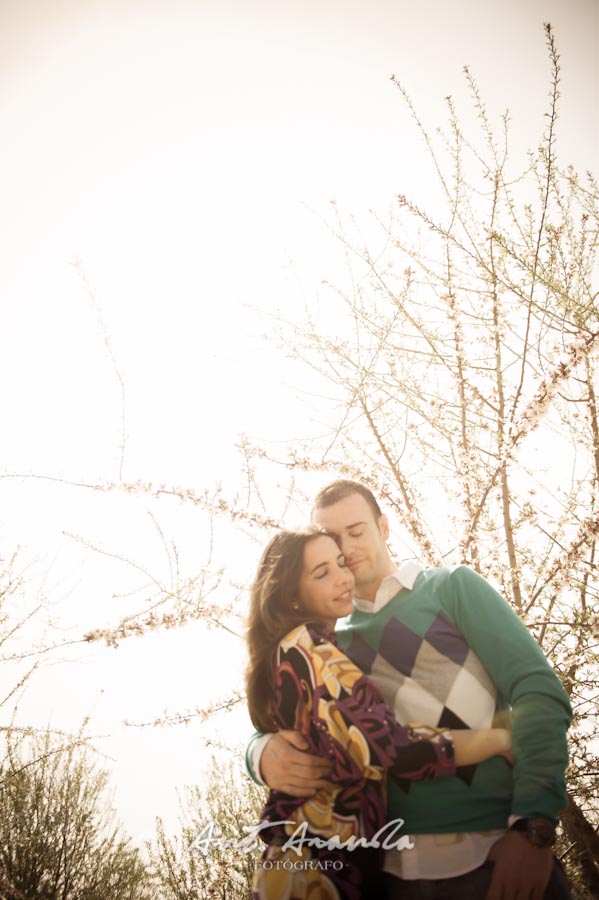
[410,565,499,613]
[418,564,490,590]
[412,564,454,591]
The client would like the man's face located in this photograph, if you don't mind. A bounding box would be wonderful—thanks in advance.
[312,492,394,601]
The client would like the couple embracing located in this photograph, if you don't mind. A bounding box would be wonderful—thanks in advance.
[244,480,572,900]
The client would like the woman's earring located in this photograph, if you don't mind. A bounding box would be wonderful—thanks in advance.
[292,602,300,611]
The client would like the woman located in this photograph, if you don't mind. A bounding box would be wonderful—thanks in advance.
[246,529,512,900]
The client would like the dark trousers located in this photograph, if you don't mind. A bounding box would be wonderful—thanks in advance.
[382,857,571,900]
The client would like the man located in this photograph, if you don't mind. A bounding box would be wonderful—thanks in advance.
[246,480,572,899]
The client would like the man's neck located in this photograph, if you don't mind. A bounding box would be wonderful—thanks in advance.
[356,568,396,604]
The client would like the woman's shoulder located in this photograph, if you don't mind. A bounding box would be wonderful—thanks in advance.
[278,622,337,652]
[279,623,311,649]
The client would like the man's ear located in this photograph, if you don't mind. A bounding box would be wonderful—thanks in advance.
[378,514,390,541]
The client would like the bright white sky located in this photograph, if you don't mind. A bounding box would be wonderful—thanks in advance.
[0,0,597,847]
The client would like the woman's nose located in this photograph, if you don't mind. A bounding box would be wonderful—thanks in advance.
[336,566,353,585]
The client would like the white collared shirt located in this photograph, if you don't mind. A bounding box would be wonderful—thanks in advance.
[354,560,423,612]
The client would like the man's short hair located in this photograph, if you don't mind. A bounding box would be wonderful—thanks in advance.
[312,480,382,521]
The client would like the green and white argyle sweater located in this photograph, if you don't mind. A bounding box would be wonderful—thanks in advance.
[334,565,572,834]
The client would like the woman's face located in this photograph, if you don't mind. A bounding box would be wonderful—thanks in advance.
[297,534,354,629]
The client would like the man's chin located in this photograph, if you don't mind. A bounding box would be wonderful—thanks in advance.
[353,570,375,589]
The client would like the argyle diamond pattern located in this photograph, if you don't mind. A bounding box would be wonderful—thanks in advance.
[344,610,498,791]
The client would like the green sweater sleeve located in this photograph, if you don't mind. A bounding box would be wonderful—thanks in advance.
[245,731,265,785]
[444,566,572,824]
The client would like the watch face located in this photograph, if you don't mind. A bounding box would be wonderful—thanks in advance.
[529,818,556,848]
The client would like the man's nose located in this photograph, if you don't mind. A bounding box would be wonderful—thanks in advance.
[338,535,354,557]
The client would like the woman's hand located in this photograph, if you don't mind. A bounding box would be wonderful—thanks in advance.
[495,727,514,765]
[449,727,513,766]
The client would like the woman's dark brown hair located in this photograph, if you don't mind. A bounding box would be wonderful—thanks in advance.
[245,527,330,733]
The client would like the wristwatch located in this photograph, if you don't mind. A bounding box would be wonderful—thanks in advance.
[509,817,556,848]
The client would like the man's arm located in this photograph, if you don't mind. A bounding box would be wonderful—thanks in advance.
[245,729,333,796]
[446,566,571,900]
[245,732,271,785]
[447,565,571,821]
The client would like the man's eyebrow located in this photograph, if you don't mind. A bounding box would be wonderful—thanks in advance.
[324,521,366,539]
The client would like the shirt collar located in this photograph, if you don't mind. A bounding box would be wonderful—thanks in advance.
[353,560,423,614]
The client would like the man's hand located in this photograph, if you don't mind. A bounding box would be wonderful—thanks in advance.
[260,730,333,797]
[486,831,553,900]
